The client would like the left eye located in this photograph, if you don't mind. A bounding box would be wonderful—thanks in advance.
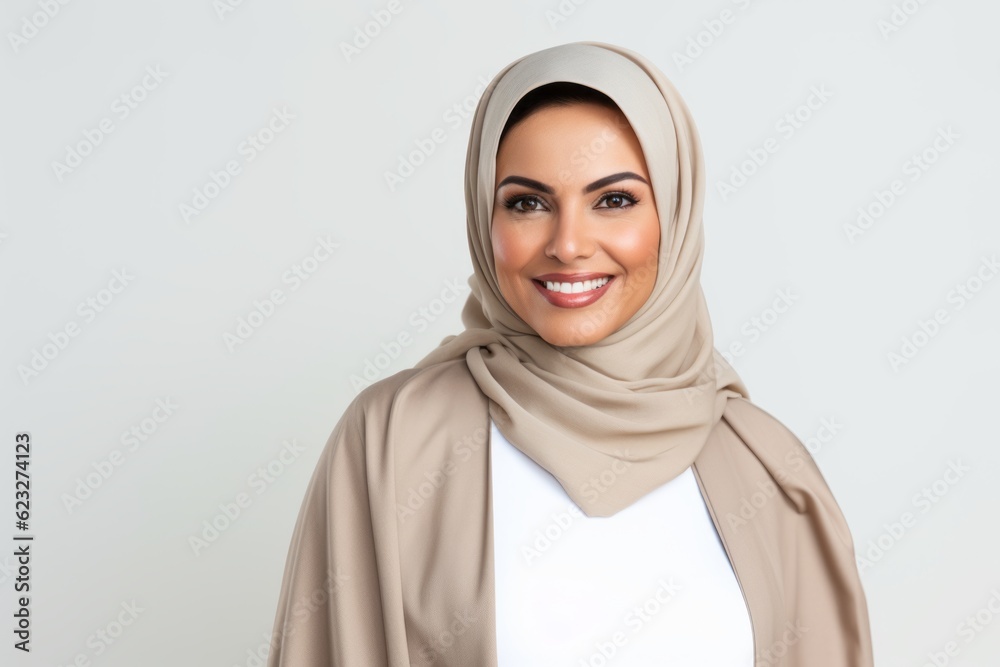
[597,192,637,209]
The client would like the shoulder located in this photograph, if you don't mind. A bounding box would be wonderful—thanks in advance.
[327,359,489,479]
[317,358,482,463]
[345,358,483,428]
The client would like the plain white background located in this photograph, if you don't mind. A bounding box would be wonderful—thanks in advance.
[1,1,998,665]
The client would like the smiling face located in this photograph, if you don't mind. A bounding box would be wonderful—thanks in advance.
[491,101,660,347]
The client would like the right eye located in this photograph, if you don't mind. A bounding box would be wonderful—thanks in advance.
[503,195,548,212]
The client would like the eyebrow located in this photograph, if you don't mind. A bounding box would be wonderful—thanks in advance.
[495,171,650,195]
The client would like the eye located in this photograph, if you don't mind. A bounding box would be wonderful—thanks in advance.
[596,190,640,210]
[502,194,548,213]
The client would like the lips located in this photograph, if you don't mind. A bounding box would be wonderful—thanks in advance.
[532,273,615,308]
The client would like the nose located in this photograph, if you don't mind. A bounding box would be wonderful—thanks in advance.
[544,205,595,264]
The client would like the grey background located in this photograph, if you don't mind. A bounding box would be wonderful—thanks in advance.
[1,0,998,665]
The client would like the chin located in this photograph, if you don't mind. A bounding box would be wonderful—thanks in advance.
[537,322,610,348]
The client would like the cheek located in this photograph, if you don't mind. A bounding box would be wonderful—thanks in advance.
[491,223,534,274]
[618,219,660,288]
[490,225,525,293]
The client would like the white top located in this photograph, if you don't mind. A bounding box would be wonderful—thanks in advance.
[490,420,754,666]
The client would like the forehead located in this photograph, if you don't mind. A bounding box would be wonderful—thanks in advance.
[494,103,647,183]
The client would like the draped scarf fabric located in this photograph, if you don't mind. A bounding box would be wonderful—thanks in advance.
[412,41,748,517]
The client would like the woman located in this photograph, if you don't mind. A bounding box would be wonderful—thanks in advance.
[267,41,874,666]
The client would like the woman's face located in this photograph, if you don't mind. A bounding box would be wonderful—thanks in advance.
[491,101,660,347]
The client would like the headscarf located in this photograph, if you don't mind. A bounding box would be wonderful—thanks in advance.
[413,40,749,517]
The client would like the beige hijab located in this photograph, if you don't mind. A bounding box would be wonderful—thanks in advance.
[412,40,747,518]
[267,41,874,666]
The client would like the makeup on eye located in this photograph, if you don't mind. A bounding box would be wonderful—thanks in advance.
[501,189,641,213]
[497,171,648,215]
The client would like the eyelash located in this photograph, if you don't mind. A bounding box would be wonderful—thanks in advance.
[501,189,641,213]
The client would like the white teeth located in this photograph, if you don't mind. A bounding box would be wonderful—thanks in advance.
[542,276,610,294]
